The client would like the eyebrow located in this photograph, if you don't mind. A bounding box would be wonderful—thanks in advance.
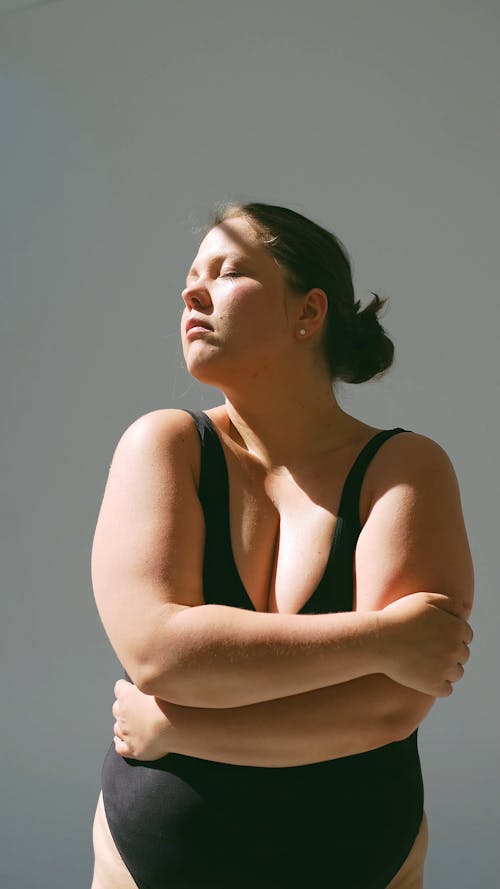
[186,251,248,279]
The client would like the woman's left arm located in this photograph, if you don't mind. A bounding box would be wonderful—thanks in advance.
[113,432,474,766]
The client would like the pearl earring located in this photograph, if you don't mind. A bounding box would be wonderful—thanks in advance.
[299,328,306,336]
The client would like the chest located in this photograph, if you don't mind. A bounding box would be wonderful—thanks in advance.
[215,442,372,615]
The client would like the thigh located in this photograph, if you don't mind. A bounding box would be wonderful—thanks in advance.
[385,811,429,889]
[91,790,141,889]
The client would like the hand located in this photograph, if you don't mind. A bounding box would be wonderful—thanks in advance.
[379,592,473,697]
[112,679,173,761]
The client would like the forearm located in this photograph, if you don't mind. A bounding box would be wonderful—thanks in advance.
[140,603,384,708]
[158,674,435,767]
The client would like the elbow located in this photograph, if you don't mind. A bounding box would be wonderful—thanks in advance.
[392,696,436,742]
[134,660,216,706]
[139,669,234,708]
[134,669,163,696]
[120,661,164,696]
[133,661,179,698]
[124,627,188,699]
[118,646,179,697]
[379,683,436,744]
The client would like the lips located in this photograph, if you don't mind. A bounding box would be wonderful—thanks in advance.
[186,317,213,333]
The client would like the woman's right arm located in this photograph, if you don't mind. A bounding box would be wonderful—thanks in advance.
[91,410,470,708]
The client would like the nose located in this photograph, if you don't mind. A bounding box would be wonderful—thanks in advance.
[181,284,211,309]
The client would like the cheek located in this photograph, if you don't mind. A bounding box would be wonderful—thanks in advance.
[230,305,261,335]
[228,288,275,332]
[241,307,284,347]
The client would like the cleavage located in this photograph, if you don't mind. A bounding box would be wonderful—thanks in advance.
[223,443,342,614]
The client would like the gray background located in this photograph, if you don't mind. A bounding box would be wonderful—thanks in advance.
[1,1,498,887]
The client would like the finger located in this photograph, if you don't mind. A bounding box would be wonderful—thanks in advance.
[114,735,129,756]
[465,624,474,644]
[434,681,451,698]
[426,593,459,614]
[113,720,122,739]
[114,679,126,697]
[450,663,465,683]
[459,642,470,665]
[112,699,119,718]
[429,595,466,620]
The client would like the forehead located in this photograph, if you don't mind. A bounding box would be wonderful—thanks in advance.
[187,218,264,276]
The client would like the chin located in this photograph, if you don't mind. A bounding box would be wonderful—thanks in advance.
[183,342,257,389]
[185,356,230,388]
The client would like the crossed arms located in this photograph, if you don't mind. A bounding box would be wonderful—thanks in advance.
[92,410,474,767]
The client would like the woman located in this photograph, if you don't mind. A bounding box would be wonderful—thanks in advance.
[90,202,474,889]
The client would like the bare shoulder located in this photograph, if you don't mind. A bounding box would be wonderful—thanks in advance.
[114,408,202,484]
[364,429,461,499]
[117,407,200,450]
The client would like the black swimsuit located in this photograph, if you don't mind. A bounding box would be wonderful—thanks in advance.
[100,410,424,889]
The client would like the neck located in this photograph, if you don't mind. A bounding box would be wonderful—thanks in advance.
[220,374,359,471]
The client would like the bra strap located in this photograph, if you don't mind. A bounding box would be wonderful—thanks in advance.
[338,427,409,532]
[180,409,229,515]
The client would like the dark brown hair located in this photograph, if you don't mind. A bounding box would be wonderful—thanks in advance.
[204,201,395,384]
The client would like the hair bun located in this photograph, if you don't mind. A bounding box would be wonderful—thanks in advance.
[340,293,394,383]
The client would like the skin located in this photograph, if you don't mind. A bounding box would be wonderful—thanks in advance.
[91,216,473,888]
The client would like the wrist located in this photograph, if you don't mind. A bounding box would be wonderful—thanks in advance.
[328,610,387,679]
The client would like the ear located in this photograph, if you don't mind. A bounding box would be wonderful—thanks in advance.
[298,288,328,334]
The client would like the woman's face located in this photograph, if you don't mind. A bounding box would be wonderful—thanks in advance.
[180,217,295,387]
